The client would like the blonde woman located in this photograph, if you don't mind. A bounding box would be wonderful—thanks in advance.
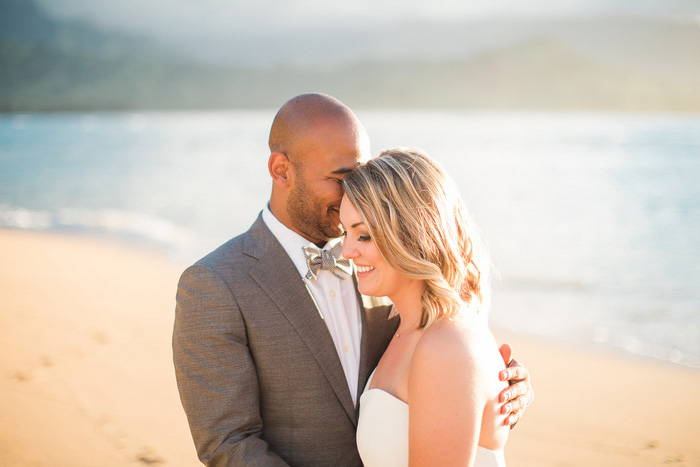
[340,148,510,466]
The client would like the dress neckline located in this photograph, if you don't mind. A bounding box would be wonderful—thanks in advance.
[361,369,504,459]
[365,370,408,405]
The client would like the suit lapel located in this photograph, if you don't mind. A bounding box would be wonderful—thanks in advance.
[356,278,399,403]
[244,216,358,424]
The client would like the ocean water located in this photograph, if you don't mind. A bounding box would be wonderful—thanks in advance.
[1,111,699,368]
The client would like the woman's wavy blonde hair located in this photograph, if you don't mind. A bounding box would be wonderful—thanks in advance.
[343,148,490,329]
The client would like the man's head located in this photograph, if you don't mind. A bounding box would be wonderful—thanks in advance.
[267,93,370,246]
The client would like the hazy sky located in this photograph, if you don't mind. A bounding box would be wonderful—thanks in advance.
[33,0,700,65]
[38,0,700,41]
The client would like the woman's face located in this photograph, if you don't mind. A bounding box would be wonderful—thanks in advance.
[339,195,418,300]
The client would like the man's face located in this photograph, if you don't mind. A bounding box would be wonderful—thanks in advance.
[286,120,369,245]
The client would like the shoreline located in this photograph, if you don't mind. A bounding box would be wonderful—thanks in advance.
[1,228,699,466]
[496,325,700,374]
[5,226,696,372]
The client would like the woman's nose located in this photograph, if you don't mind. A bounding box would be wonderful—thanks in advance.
[341,238,357,260]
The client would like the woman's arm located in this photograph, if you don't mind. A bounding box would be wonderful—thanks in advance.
[407,324,487,466]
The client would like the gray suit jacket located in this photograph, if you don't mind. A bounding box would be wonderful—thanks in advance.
[173,214,398,466]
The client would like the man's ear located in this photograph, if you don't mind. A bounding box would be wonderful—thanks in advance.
[269,152,292,188]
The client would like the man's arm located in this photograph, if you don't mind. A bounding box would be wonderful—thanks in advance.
[173,265,288,466]
[498,344,534,427]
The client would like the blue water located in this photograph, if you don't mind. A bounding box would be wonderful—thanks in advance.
[1,111,699,368]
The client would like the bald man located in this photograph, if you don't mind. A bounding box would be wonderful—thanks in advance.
[173,94,532,466]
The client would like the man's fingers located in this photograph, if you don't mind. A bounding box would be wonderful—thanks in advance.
[512,393,530,412]
[499,361,533,429]
[500,380,534,407]
[499,362,529,383]
[511,380,529,398]
[498,381,517,404]
[504,409,522,428]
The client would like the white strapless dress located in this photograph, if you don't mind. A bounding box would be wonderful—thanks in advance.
[356,372,506,467]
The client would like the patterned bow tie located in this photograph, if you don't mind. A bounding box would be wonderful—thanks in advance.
[302,242,353,280]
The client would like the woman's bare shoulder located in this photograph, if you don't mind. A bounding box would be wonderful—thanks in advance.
[414,313,503,379]
[413,315,482,371]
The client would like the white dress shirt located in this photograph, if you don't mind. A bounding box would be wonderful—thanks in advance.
[262,206,363,405]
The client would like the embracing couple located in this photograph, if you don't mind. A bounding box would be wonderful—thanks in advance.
[173,93,534,466]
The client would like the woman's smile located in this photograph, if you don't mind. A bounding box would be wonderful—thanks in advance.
[355,264,375,275]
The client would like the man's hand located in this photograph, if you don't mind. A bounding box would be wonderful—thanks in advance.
[498,344,534,428]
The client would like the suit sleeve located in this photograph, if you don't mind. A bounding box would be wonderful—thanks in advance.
[173,264,289,466]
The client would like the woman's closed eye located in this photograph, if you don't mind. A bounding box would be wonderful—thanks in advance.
[341,230,371,242]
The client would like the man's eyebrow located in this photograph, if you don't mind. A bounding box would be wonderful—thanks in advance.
[330,166,357,175]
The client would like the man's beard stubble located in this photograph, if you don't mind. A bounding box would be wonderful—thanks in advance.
[287,177,343,245]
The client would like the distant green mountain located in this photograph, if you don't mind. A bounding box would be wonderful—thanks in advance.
[2,0,699,112]
[0,0,165,58]
[0,0,240,110]
[0,0,57,43]
[3,37,700,112]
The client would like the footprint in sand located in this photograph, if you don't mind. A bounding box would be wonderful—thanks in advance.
[10,370,33,382]
[39,355,54,367]
[665,453,686,463]
[136,448,166,465]
[9,355,55,382]
[91,331,111,345]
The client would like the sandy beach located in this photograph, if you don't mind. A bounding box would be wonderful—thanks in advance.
[1,229,698,466]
